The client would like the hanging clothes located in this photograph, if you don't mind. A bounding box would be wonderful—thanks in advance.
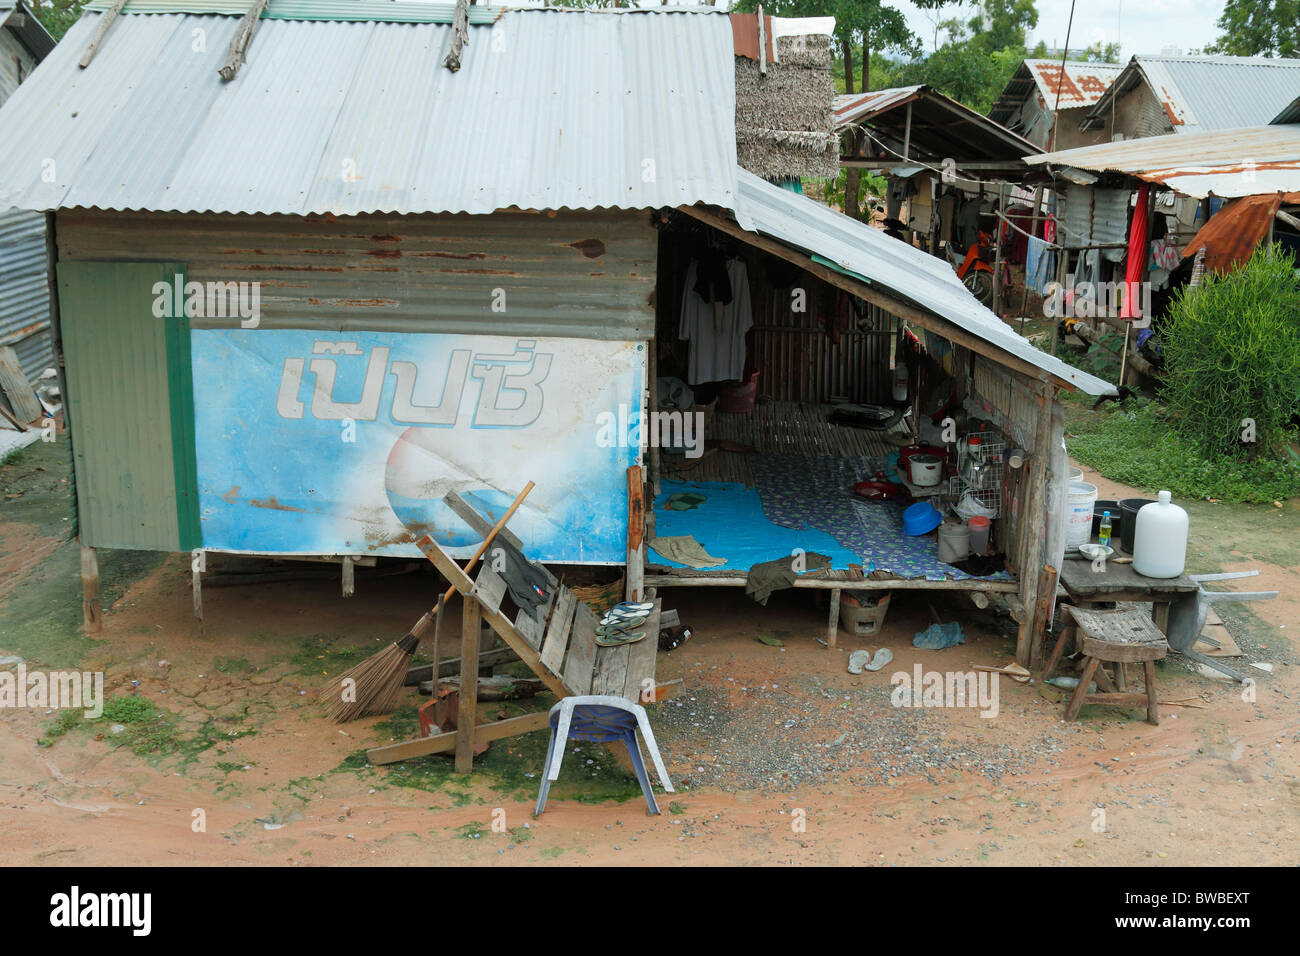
[1120,184,1150,320]
[1025,236,1054,295]
[679,257,753,385]
[937,190,959,244]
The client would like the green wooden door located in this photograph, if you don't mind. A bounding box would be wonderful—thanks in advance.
[56,261,200,551]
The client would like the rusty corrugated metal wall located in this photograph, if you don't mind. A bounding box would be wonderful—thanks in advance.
[56,209,657,340]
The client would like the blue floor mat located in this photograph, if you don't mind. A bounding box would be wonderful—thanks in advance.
[649,454,1012,582]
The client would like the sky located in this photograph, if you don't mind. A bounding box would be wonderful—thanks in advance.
[896,0,1229,61]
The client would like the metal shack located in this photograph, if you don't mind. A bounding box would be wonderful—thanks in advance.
[0,1,1113,667]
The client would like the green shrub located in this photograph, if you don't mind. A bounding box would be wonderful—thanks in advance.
[1161,245,1300,457]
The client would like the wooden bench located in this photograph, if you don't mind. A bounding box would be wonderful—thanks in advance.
[1043,604,1169,725]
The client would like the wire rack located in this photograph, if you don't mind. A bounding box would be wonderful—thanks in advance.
[948,429,1006,518]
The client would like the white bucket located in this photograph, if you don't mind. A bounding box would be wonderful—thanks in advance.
[1068,466,1084,484]
[1066,481,1097,549]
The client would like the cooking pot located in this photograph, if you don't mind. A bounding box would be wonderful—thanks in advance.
[908,453,944,487]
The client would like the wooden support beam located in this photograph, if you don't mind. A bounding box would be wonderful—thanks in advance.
[367,711,551,765]
[454,592,481,773]
[416,535,568,698]
[79,0,128,69]
[626,465,644,602]
[219,0,270,82]
[80,542,101,634]
[341,555,355,598]
[677,204,1062,391]
[192,553,203,622]
[1015,384,1055,666]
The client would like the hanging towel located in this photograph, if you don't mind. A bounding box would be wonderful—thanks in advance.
[1025,236,1054,295]
[648,535,726,570]
[1120,184,1150,320]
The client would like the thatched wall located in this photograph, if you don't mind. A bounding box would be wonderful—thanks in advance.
[735,35,838,182]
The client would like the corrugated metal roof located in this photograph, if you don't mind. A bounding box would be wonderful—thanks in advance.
[0,208,52,385]
[0,7,742,217]
[833,86,923,128]
[730,167,1115,396]
[1273,95,1300,126]
[1,1,56,60]
[1022,60,1120,111]
[83,0,503,23]
[1027,124,1300,199]
[1088,55,1300,133]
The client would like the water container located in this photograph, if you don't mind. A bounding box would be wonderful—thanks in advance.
[1065,481,1098,549]
[1132,490,1189,578]
[937,522,971,563]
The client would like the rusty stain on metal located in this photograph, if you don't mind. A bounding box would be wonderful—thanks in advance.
[242,263,345,273]
[366,248,402,258]
[222,486,240,503]
[369,234,401,243]
[569,238,606,259]
[248,496,305,512]
[338,298,397,307]
[412,250,487,260]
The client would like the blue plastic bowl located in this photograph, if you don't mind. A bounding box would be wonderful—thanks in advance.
[902,502,943,536]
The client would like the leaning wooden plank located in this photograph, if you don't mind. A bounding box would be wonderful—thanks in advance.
[443,491,524,551]
[0,347,41,423]
[78,0,128,69]
[516,610,544,650]
[473,564,508,617]
[621,598,660,704]
[442,0,471,71]
[591,643,631,698]
[219,0,271,81]
[562,602,599,695]
[367,711,551,765]
[416,535,568,697]
[539,588,577,676]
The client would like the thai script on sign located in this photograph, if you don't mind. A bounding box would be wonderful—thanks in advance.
[275,339,554,427]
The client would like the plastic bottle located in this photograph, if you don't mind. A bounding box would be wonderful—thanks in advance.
[1132,490,1189,578]
[1098,510,1112,549]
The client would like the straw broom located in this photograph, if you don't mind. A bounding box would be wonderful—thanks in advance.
[321,481,535,722]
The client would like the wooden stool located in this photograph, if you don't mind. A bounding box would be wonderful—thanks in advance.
[1042,605,1169,725]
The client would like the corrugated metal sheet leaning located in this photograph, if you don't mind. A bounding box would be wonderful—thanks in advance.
[0,7,744,219]
[0,208,52,385]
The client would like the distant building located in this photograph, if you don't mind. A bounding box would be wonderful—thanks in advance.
[1081,54,1300,140]
[989,60,1122,151]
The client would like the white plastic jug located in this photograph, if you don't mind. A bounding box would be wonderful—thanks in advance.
[1132,490,1188,578]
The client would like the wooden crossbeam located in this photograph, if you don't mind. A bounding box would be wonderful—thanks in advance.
[367,711,551,765]
[416,534,568,698]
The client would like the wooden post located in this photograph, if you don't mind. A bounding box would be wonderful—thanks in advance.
[341,555,355,598]
[79,0,128,69]
[992,183,1005,316]
[80,542,101,634]
[192,551,203,622]
[1016,384,1054,666]
[454,592,481,773]
[626,465,645,602]
[827,588,841,649]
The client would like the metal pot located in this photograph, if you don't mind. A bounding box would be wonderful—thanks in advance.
[909,453,943,487]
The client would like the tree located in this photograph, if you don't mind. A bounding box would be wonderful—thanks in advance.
[1206,0,1300,57]
[29,0,89,41]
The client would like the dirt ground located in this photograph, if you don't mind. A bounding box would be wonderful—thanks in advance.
[1,438,1297,866]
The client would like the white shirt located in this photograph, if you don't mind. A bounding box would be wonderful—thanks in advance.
[677,258,753,385]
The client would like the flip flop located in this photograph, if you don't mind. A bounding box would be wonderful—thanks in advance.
[848,650,871,675]
[600,609,651,625]
[595,630,646,647]
[864,648,894,672]
[596,619,647,638]
[611,601,654,613]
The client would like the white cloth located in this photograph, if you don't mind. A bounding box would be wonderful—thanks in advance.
[678,258,753,385]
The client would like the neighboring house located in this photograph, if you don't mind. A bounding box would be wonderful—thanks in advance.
[1081,54,1300,140]
[0,1,55,387]
[988,59,1122,151]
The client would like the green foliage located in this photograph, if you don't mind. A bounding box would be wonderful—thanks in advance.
[101,694,157,724]
[1067,400,1300,505]
[820,167,886,214]
[28,0,88,42]
[1160,245,1300,459]
[1206,0,1299,57]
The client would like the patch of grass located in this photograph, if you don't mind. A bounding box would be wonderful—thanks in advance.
[38,709,82,747]
[668,801,687,815]
[456,821,487,839]
[509,825,533,843]
[290,634,370,677]
[1066,400,1300,504]
[101,694,157,724]
[215,657,255,675]
[1,448,25,466]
